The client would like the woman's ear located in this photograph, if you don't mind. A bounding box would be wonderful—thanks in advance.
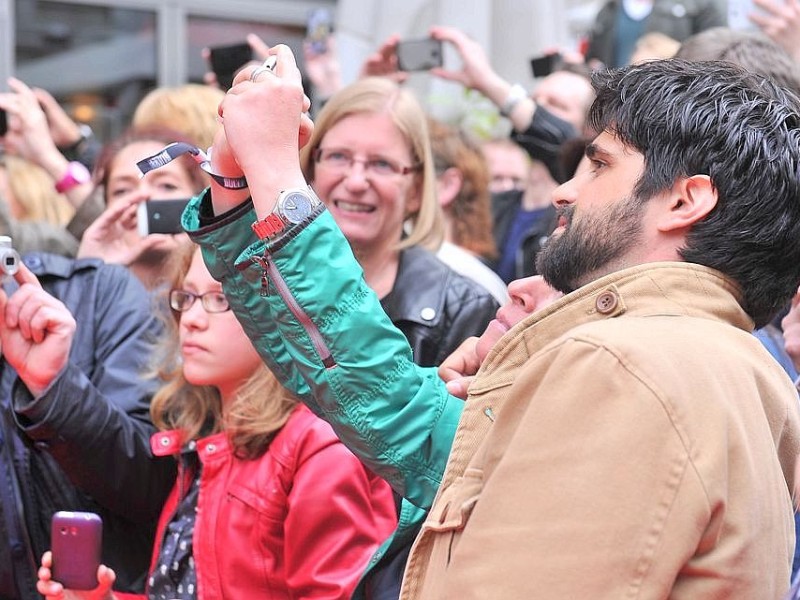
[435,166,463,211]
[657,174,717,233]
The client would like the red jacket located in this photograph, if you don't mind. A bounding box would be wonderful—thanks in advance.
[149,404,396,599]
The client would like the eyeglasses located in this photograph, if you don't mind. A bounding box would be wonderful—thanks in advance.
[169,289,230,313]
[313,148,422,177]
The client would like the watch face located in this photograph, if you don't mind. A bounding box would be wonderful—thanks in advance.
[281,191,315,224]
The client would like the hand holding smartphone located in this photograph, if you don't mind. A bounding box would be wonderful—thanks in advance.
[208,42,254,90]
[51,511,102,591]
[396,38,444,72]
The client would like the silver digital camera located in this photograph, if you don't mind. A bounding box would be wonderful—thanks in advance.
[0,236,20,281]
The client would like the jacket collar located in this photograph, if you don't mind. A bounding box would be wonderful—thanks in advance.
[472,262,749,393]
[380,246,450,328]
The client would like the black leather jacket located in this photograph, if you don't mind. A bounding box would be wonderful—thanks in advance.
[0,253,176,599]
[381,245,500,368]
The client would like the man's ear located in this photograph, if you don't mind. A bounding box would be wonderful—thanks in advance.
[657,174,718,233]
[436,167,463,211]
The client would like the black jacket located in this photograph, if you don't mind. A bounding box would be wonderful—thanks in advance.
[586,0,724,68]
[491,189,558,283]
[511,105,577,183]
[0,253,176,598]
[381,245,500,368]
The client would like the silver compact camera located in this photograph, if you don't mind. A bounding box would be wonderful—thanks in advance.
[0,236,20,281]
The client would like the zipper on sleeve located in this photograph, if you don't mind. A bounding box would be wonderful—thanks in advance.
[252,254,337,369]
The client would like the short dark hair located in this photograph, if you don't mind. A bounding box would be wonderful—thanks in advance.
[589,59,800,327]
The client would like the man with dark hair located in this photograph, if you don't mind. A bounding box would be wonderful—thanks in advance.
[185,55,800,598]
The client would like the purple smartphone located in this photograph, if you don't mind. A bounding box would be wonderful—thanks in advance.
[51,511,103,590]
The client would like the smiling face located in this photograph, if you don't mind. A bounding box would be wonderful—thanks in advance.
[178,249,263,403]
[311,112,422,256]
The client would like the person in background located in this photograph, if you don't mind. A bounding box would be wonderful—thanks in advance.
[0,251,174,598]
[187,50,800,598]
[362,26,595,183]
[628,31,681,62]
[77,127,207,290]
[298,75,498,600]
[0,153,77,256]
[482,138,557,284]
[427,119,507,304]
[37,242,396,600]
[584,0,724,68]
[132,84,226,152]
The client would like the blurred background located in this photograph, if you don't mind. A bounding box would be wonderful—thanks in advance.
[0,0,728,143]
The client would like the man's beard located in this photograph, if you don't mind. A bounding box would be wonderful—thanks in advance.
[536,197,646,294]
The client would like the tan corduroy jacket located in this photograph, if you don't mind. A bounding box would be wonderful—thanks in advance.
[401,262,800,599]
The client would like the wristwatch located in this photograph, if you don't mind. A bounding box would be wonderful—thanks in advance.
[251,186,322,240]
[55,160,91,193]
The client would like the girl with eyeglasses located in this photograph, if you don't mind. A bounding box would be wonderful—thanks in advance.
[36,241,396,600]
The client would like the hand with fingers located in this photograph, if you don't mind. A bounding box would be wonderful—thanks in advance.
[37,551,116,600]
[77,197,160,266]
[32,87,88,151]
[0,261,76,397]
[751,0,800,62]
[0,78,94,208]
[438,337,482,400]
[303,35,343,100]
[359,34,409,83]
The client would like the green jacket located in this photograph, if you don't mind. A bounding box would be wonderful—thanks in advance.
[184,191,461,597]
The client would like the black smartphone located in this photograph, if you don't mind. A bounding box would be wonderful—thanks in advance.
[0,109,7,136]
[396,38,444,72]
[306,7,334,55]
[137,198,190,236]
[51,511,102,591]
[208,42,254,90]
[530,52,563,78]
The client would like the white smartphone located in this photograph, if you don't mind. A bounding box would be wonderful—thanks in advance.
[137,198,190,236]
[728,0,767,31]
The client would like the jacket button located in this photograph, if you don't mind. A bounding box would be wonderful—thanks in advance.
[205,443,216,453]
[595,291,618,314]
[420,307,436,321]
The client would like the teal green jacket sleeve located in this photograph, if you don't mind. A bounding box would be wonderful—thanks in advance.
[183,191,462,510]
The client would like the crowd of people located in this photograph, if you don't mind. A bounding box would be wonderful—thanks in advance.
[0,0,797,598]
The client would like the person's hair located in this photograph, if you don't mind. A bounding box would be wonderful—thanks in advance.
[589,58,800,327]
[132,84,226,150]
[676,27,800,95]
[149,242,297,459]
[299,77,443,251]
[428,119,496,260]
[630,32,681,64]
[1,154,74,225]
[93,126,208,204]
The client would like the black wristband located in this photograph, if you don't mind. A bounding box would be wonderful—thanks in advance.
[136,142,248,190]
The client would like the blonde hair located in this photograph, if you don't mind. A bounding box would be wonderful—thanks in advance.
[300,77,443,251]
[132,84,225,150]
[2,155,74,225]
[149,242,297,459]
